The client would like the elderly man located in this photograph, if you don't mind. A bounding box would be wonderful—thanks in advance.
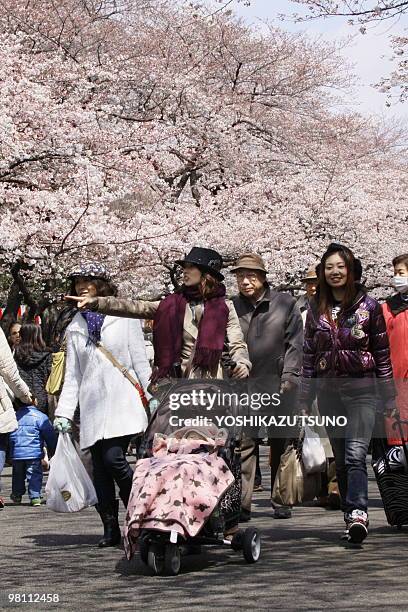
[230,253,303,519]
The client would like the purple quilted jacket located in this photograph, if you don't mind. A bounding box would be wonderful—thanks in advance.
[301,290,395,402]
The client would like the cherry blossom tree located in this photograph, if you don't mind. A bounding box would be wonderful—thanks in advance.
[287,1,408,102]
[0,0,406,330]
[287,1,408,23]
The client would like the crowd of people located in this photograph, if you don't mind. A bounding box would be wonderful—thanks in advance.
[0,243,407,550]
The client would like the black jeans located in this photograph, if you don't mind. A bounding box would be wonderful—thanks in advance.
[318,388,377,514]
[90,436,133,510]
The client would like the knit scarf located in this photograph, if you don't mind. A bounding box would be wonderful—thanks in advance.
[81,311,106,345]
[151,284,229,382]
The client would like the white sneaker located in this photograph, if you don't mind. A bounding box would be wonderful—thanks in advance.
[347,509,368,544]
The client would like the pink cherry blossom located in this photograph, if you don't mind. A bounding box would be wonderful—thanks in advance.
[0,0,406,318]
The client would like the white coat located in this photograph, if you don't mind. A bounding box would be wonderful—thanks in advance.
[55,313,150,450]
[0,328,32,434]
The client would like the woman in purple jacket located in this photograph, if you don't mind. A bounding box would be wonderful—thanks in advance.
[301,243,395,544]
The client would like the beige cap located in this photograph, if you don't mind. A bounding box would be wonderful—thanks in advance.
[301,267,318,282]
[230,253,268,274]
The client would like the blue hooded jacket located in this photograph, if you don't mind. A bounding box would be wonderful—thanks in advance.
[9,406,57,461]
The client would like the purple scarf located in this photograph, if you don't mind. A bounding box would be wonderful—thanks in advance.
[81,311,106,345]
[152,284,229,382]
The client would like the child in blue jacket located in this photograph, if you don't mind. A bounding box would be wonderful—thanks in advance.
[9,404,57,506]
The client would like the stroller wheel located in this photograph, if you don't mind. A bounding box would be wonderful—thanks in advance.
[164,544,181,576]
[147,544,165,575]
[242,528,261,563]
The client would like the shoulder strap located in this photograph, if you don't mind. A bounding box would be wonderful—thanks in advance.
[96,342,137,385]
[95,342,149,410]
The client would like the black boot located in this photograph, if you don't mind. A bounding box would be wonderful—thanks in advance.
[96,499,121,548]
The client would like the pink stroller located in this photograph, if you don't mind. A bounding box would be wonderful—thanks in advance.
[124,422,261,575]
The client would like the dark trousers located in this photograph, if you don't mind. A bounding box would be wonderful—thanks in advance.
[255,442,262,487]
[0,434,8,494]
[12,459,43,499]
[90,436,133,510]
[318,389,376,514]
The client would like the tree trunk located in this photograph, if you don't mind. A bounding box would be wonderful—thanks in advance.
[0,280,22,335]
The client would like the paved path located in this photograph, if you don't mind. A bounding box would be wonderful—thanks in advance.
[1,452,408,611]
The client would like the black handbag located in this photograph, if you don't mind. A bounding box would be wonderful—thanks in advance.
[372,417,408,529]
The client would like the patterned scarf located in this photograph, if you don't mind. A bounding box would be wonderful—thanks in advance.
[151,284,229,382]
[81,311,106,345]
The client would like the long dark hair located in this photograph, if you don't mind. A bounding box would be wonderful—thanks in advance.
[199,272,223,299]
[14,324,49,362]
[177,268,224,300]
[317,245,358,319]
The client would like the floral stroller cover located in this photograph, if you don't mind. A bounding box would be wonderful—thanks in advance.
[124,426,235,560]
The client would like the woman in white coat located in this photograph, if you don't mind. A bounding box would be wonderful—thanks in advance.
[0,327,33,509]
[54,263,150,547]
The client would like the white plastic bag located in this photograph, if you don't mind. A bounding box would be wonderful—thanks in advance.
[301,426,326,474]
[45,433,98,512]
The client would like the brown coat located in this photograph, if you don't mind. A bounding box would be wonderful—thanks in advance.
[94,296,251,379]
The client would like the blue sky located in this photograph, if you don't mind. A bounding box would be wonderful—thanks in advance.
[232,0,408,121]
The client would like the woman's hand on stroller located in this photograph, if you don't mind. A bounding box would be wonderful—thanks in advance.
[231,363,249,379]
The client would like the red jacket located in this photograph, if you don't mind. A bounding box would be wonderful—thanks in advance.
[382,295,408,444]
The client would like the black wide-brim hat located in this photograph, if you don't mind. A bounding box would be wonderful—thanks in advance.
[175,247,224,281]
